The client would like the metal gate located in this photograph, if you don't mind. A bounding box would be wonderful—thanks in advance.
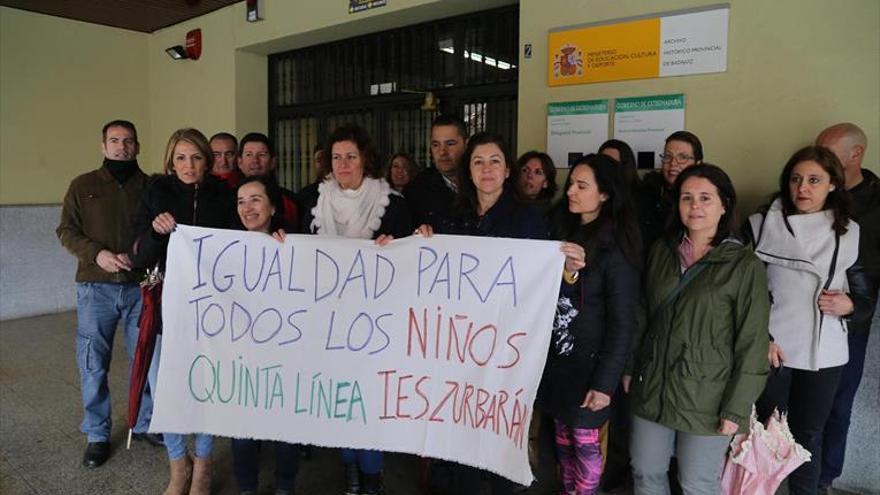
[268,6,519,191]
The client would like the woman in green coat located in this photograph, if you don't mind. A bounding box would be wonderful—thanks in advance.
[623,164,770,495]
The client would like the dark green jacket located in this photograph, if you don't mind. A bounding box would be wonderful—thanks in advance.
[629,237,770,434]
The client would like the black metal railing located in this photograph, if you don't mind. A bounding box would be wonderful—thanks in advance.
[268,6,519,191]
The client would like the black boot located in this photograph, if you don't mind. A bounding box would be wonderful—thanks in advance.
[344,463,360,495]
[361,472,384,495]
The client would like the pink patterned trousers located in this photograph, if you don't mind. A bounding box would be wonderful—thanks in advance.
[554,419,603,495]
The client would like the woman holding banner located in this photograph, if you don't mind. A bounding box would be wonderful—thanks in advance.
[415,132,574,494]
[623,164,769,495]
[537,153,641,495]
[130,128,235,495]
[299,123,411,495]
[230,174,302,495]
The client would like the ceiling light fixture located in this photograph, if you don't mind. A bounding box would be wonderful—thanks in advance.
[166,45,189,60]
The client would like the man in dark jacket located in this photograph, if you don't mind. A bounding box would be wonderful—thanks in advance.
[239,132,299,231]
[816,123,880,493]
[56,120,160,469]
[403,115,468,229]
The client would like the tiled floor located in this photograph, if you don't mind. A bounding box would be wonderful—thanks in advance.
[0,312,562,495]
[1,311,867,494]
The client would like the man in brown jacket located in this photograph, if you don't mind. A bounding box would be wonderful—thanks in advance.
[56,120,160,468]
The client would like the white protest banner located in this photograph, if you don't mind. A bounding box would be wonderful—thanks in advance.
[150,225,564,485]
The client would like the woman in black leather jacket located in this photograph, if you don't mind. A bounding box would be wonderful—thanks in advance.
[130,128,235,495]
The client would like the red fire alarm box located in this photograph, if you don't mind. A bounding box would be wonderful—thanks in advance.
[185,29,202,60]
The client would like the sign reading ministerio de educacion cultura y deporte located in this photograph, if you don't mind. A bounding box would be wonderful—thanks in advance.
[548,4,729,86]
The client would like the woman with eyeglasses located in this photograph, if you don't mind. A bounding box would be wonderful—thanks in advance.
[745,146,874,495]
[639,131,704,250]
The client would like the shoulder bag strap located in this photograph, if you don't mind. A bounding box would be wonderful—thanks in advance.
[651,261,708,323]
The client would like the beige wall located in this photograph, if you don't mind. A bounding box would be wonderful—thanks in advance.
[2,0,510,205]
[518,0,880,213]
[0,7,151,204]
[4,0,877,207]
[146,0,511,178]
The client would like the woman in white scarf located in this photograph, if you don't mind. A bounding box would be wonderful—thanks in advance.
[299,124,411,495]
[302,124,411,245]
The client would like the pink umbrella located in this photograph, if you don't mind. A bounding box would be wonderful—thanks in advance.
[721,407,811,495]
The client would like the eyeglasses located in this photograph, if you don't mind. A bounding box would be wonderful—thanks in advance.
[659,153,695,164]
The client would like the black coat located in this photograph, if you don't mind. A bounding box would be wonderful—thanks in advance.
[293,180,320,230]
[130,174,235,270]
[537,221,640,429]
[403,167,457,230]
[637,171,673,252]
[849,169,880,332]
[436,189,549,240]
[299,186,412,240]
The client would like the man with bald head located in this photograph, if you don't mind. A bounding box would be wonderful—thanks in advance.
[815,122,879,493]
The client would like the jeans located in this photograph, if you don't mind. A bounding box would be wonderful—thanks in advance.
[148,334,213,460]
[232,439,301,491]
[76,282,152,442]
[629,416,730,495]
[820,330,871,485]
[756,365,844,495]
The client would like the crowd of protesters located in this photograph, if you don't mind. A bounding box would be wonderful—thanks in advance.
[57,115,878,495]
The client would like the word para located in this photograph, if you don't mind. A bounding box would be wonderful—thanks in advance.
[416,247,518,306]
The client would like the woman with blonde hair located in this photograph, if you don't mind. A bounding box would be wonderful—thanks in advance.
[131,128,235,495]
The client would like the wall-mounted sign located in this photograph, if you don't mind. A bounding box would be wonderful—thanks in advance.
[547,100,610,168]
[349,0,387,14]
[548,5,728,86]
[613,94,685,169]
[246,0,262,22]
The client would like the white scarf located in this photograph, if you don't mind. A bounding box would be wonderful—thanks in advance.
[311,177,393,239]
